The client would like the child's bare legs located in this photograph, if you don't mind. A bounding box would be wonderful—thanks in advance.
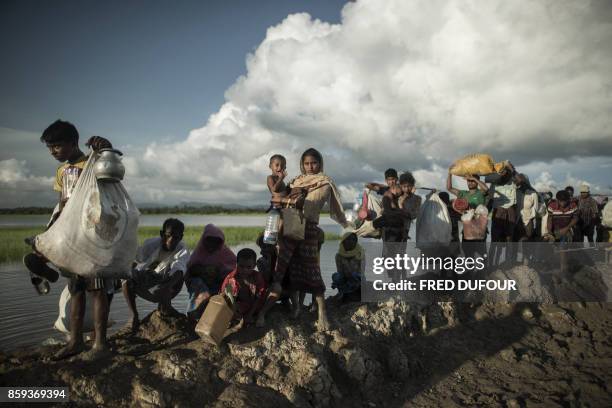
[256,283,281,327]
[54,290,86,360]
[91,289,110,352]
[315,294,329,331]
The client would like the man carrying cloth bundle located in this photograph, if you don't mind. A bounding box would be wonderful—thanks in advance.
[23,120,116,361]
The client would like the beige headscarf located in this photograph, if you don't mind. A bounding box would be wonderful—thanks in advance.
[291,148,347,226]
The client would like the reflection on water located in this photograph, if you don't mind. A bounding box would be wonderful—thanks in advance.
[0,242,340,351]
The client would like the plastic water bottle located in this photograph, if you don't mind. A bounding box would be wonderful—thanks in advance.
[353,195,361,212]
[263,208,281,245]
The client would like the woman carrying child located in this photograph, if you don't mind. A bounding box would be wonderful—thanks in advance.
[257,148,350,331]
[332,232,364,302]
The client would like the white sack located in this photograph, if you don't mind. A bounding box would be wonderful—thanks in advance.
[35,153,139,278]
[416,193,452,248]
[54,285,95,333]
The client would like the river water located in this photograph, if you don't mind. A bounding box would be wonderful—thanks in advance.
[0,214,341,231]
[0,215,345,351]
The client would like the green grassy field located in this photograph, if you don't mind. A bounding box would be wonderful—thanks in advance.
[0,226,341,263]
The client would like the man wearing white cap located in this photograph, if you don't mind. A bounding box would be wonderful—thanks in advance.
[578,184,599,244]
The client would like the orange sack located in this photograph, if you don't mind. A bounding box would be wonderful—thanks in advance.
[450,153,505,176]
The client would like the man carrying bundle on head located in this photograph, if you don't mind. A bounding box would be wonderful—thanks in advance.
[447,167,490,259]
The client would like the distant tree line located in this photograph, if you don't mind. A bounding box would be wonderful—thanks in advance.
[0,207,54,215]
[139,205,268,214]
[0,205,269,215]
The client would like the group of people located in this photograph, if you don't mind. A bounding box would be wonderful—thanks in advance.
[23,120,362,361]
[23,119,610,361]
[359,161,610,277]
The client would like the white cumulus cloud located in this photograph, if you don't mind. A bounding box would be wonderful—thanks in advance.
[6,0,612,206]
[0,159,56,207]
[125,0,611,204]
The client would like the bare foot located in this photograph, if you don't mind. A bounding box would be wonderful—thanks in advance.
[121,317,140,335]
[315,317,330,332]
[255,315,266,328]
[53,341,85,361]
[158,304,182,318]
[80,345,112,362]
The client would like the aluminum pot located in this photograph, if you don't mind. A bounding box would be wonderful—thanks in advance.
[93,148,125,181]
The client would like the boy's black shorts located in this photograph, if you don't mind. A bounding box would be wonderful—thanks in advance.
[68,275,116,295]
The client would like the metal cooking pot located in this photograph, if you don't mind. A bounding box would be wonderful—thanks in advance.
[93,148,125,181]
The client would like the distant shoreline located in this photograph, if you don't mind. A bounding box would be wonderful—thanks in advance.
[0,208,337,216]
[0,207,270,216]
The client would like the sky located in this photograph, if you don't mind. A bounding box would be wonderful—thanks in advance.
[1,0,611,207]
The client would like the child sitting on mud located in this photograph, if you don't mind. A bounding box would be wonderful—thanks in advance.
[220,248,267,325]
[332,232,364,302]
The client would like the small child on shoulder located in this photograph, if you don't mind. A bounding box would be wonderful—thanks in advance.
[267,154,289,207]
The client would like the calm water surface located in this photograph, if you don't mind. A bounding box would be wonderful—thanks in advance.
[0,214,340,232]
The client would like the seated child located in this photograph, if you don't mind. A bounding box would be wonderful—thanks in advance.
[332,232,364,302]
[220,248,267,324]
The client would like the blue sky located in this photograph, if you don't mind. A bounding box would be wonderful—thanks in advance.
[0,0,345,144]
[1,0,611,207]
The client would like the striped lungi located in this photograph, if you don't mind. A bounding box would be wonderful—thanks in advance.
[274,221,325,295]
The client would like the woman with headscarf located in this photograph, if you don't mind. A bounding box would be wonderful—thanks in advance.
[256,148,350,331]
[184,224,236,321]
